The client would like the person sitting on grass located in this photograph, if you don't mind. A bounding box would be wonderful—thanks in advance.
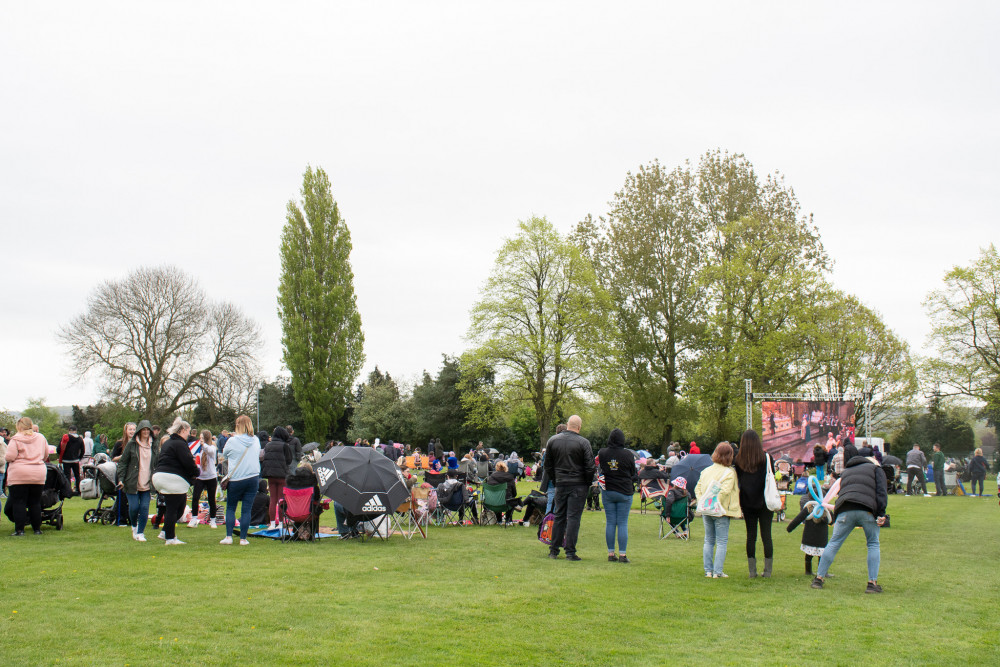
[487,460,518,525]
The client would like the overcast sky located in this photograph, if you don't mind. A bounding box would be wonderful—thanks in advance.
[2,2,997,412]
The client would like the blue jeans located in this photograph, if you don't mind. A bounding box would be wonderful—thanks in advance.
[545,483,555,514]
[334,501,352,535]
[817,509,880,580]
[702,516,731,575]
[602,490,632,553]
[225,476,258,539]
[126,491,151,534]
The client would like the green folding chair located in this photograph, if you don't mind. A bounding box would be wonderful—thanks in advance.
[481,482,511,527]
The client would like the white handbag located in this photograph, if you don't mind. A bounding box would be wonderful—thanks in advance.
[764,453,782,512]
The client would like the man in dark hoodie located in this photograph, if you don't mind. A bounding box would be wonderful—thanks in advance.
[597,428,638,563]
[61,427,85,495]
[811,444,888,594]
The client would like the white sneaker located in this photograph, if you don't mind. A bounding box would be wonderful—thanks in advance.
[219,536,233,545]
[188,518,199,528]
[210,519,217,528]
[268,522,277,530]
[239,539,250,546]
[157,531,166,540]
[136,533,147,542]
[164,538,185,545]
[923,493,931,497]
[132,525,138,538]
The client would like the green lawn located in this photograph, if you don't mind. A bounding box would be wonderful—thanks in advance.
[1,480,998,666]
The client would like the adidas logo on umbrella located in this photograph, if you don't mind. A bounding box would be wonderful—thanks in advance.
[361,495,385,513]
[317,467,333,486]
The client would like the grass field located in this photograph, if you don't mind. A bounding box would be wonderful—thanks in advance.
[1,480,998,666]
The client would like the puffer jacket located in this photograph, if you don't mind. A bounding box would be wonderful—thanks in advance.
[261,438,292,479]
[835,456,887,518]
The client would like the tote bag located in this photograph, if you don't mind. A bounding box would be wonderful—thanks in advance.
[695,480,725,517]
[764,453,782,511]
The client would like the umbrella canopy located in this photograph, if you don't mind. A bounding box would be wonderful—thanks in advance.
[636,449,652,459]
[626,448,640,461]
[487,448,499,455]
[314,446,409,516]
[882,455,902,467]
[670,453,714,491]
[302,441,321,453]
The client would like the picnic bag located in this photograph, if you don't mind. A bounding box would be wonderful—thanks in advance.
[695,480,725,517]
[764,453,782,512]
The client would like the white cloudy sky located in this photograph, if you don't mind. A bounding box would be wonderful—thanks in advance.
[2,2,997,412]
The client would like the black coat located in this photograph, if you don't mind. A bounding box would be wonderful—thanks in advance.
[262,440,292,479]
[836,457,888,518]
[543,431,596,487]
[786,495,830,549]
[735,457,775,511]
[155,434,199,485]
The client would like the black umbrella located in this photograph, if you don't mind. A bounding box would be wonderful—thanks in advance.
[314,446,409,516]
[670,453,714,491]
[626,448,640,461]
[302,441,321,453]
[882,455,902,467]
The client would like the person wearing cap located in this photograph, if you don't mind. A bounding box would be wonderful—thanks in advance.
[663,476,690,537]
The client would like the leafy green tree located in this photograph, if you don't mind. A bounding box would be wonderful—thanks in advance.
[348,368,413,443]
[278,166,365,444]
[21,398,66,445]
[924,244,1000,420]
[257,377,304,435]
[0,409,16,434]
[893,392,975,456]
[576,159,708,447]
[412,356,483,449]
[464,216,609,449]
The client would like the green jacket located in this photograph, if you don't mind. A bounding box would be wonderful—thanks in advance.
[117,422,160,494]
[933,450,945,473]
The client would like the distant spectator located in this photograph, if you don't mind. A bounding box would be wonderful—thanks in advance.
[968,448,988,496]
[905,444,929,496]
[932,443,946,496]
[689,441,701,455]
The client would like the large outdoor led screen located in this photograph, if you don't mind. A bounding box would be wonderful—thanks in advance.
[761,400,855,462]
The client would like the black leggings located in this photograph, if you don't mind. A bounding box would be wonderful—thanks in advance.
[191,478,218,517]
[6,484,43,531]
[162,493,188,540]
[971,475,985,496]
[742,507,774,559]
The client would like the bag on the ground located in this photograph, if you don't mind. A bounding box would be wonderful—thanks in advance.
[695,480,725,517]
[764,454,782,512]
[793,477,809,495]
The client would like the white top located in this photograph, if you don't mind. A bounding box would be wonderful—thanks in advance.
[197,444,218,480]
[83,435,94,456]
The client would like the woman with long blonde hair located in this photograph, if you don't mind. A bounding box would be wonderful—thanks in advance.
[219,415,261,545]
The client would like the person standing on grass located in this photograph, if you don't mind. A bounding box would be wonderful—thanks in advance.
[811,447,887,594]
[695,442,741,578]
[4,417,48,536]
[220,415,261,545]
[906,444,929,496]
[188,429,219,528]
[115,419,159,542]
[968,448,988,496]
[597,428,638,564]
[932,443,947,496]
[263,426,294,530]
[543,414,595,562]
[152,417,199,545]
[734,429,776,578]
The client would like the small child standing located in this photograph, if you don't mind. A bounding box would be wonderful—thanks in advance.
[786,493,831,575]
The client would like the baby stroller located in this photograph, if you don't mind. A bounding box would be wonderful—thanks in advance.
[41,463,73,530]
[83,458,120,525]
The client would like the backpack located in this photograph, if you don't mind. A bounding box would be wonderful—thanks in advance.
[538,513,555,545]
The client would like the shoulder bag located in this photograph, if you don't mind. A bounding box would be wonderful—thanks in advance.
[220,443,251,491]
[764,453,782,511]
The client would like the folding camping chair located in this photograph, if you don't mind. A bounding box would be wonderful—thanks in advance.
[392,487,427,539]
[480,482,511,527]
[277,487,321,543]
[639,478,669,514]
[659,497,694,540]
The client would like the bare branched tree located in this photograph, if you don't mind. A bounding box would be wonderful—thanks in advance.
[59,266,262,423]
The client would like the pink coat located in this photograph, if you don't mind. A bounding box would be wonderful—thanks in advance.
[5,432,48,485]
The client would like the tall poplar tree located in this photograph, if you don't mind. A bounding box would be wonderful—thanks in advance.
[278,166,365,443]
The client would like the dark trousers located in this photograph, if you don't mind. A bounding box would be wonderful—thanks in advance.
[62,461,81,492]
[742,506,774,559]
[550,485,587,556]
[192,477,218,517]
[162,493,187,540]
[459,502,479,523]
[6,484,43,531]
[934,469,947,496]
[971,474,985,496]
[907,467,927,495]
[586,486,601,510]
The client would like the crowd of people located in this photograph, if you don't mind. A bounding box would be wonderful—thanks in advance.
[1,411,993,595]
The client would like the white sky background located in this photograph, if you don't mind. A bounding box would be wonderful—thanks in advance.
[1,2,998,411]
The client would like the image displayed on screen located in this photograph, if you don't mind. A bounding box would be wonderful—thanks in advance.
[760,401,855,463]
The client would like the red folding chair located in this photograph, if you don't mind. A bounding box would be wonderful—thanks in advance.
[278,487,320,542]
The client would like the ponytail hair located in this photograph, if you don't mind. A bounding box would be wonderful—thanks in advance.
[166,416,190,435]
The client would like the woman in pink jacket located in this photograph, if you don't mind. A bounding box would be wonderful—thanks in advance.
[4,417,49,535]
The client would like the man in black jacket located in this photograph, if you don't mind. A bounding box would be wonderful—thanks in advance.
[62,427,85,495]
[811,446,888,594]
[543,415,595,561]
